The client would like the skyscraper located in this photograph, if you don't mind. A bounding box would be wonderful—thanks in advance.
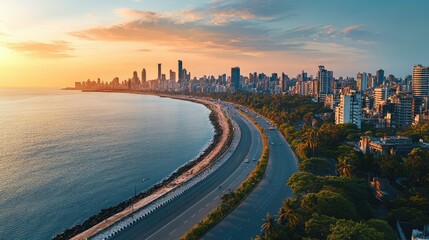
[391,92,413,128]
[374,86,391,110]
[271,73,278,81]
[178,60,183,83]
[280,72,289,92]
[335,91,362,129]
[158,63,162,81]
[412,65,429,97]
[141,68,146,83]
[318,65,332,101]
[169,70,176,81]
[231,67,240,90]
[356,72,368,92]
[376,69,384,87]
[132,71,139,89]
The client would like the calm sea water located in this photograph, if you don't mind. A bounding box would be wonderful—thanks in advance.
[0,89,214,240]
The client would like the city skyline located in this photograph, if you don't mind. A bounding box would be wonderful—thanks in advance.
[1,0,428,88]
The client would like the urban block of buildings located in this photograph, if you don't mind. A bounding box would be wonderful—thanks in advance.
[71,62,429,131]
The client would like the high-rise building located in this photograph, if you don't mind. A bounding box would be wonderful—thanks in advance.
[356,72,368,92]
[367,73,374,89]
[141,68,146,83]
[391,93,413,128]
[132,71,139,82]
[376,69,384,87]
[280,72,289,92]
[271,73,278,81]
[374,86,391,110]
[231,67,240,90]
[318,66,332,101]
[412,65,429,97]
[301,70,308,81]
[335,90,362,129]
[178,60,183,83]
[158,63,162,80]
[169,70,176,82]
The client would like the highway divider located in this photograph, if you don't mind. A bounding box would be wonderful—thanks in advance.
[180,108,269,240]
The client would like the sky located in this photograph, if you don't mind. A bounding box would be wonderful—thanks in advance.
[0,0,428,88]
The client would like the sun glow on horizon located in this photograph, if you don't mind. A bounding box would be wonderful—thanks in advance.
[0,0,428,88]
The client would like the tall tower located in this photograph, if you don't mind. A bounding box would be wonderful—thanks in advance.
[376,69,384,87]
[318,66,329,95]
[356,72,368,92]
[412,65,429,97]
[141,68,146,83]
[335,91,362,129]
[178,60,183,83]
[231,67,240,90]
[281,72,289,92]
[158,63,162,81]
[169,70,176,81]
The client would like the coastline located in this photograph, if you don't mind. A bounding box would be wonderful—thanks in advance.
[53,90,234,240]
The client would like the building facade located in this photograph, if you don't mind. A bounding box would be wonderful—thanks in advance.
[335,90,362,128]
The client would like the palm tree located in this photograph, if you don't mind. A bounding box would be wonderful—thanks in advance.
[261,213,276,239]
[336,156,356,177]
[278,199,301,228]
[302,127,319,156]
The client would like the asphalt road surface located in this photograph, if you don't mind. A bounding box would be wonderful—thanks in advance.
[202,106,299,240]
[114,103,263,240]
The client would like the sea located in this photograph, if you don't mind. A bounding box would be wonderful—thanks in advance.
[0,89,214,240]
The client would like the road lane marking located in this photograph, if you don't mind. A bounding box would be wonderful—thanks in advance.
[144,109,264,240]
[169,229,177,235]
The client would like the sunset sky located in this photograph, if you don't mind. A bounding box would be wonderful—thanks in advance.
[0,0,428,88]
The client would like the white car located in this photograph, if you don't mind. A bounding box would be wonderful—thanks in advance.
[244,158,250,163]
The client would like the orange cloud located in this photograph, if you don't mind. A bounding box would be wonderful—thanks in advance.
[6,41,74,58]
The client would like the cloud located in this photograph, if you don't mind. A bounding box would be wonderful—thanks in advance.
[202,0,294,23]
[70,15,309,55]
[137,48,151,52]
[342,25,378,42]
[6,41,74,58]
[70,0,369,58]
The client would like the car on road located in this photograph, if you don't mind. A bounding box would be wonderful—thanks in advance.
[252,158,257,161]
[244,158,250,163]
[270,142,275,146]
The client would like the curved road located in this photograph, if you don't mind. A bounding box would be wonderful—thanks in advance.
[113,103,263,240]
[203,105,299,240]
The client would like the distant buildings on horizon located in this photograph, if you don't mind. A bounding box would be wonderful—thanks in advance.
[72,61,429,130]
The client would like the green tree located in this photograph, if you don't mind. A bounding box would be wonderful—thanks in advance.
[314,190,359,220]
[302,126,320,156]
[388,207,429,226]
[305,214,337,240]
[278,198,304,228]
[321,176,372,219]
[365,219,398,240]
[261,213,276,239]
[299,157,332,176]
[296,142,311,160]
[379,156,402,182]
[404,148,429,186]
[287,172,321,196]
[303,112,314,124]
[327,219,383,240]
[336,156,356,177]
